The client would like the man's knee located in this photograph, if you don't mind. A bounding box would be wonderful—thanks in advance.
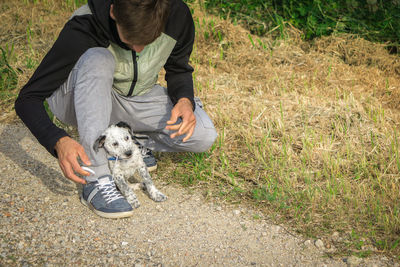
[190,127,217,153]
[76,47,115,77]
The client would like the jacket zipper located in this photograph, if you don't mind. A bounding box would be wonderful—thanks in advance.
[127,51,138,96]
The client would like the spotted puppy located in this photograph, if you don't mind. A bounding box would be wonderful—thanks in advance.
[93,121,167,208]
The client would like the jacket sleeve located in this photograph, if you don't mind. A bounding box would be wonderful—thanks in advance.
[164,1,195,109]
[15,15,106,157]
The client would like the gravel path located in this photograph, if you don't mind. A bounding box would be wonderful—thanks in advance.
[0,123,396,267]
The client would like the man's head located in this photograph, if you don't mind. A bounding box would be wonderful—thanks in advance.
[110,0,170,52]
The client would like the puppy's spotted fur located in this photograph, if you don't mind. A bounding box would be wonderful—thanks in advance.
[93,122,167,208]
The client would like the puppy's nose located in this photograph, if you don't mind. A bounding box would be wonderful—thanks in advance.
[125,150,132,157]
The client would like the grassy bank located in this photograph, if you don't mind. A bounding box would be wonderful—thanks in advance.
[202,0,400,52]
[1,0,399,259]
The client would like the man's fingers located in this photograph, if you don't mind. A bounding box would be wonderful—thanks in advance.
[165,123,181,131]
[182,127,195,142]
[165,97,197,141]
[69,175,86,184]
[179,118,196,135]
[166,114,196,139]
[60,162,86,184]
[71,159,91,177]
[166,111,179,125]
[68,174,87,184]
[55,137,90,184]
[78,148,91,166]
[169,121,196,140]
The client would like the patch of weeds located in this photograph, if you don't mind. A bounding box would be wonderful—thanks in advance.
[65,0,87,10]
[252,184,290,210]
[374,238,400,252]
[349,230,365,251]
[25,57,38,69]
[43,101,55,122]
[23,0,39,4]
[223,184,246,203]
[175,145,216,186]
[0,46,19,100]
[354,250,372,258]
[204,0,400,50]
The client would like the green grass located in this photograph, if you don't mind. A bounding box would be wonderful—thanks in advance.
[0,46,19,102]
[202,0,400,51]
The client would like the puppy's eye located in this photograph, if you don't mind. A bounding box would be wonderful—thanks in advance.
[112,142,118,147]
[125,136,130,141]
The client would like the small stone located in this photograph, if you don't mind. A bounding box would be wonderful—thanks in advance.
[304,240,312,247]
[331,231,340,242]
[156,206,164,212]
[121,241,128,246]
[216,206,222,211]
[273,225,281,232]
[314,239,324,249]
[17,241,24,249]
[346,255,362,266]
[233,210,240,215]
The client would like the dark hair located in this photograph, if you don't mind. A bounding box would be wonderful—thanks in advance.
[113,0,170,45]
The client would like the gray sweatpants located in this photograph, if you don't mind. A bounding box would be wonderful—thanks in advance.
[47,47,217,177]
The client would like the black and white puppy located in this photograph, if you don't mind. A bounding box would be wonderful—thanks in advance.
[93,121,167,208]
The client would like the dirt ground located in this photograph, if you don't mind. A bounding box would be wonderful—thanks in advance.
[0,123,397,266]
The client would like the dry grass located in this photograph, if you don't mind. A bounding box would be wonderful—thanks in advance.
[1,0,400,258]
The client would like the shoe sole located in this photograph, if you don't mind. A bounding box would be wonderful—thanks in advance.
[80,197,135,219]
[147,164,157,172]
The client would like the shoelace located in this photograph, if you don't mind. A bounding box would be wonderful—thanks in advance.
[97,179,124,204]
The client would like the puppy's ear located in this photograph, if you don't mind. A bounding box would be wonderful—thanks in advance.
[116,121,132,131]
[93,135,106,152]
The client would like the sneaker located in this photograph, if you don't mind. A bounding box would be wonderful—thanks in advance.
[133,137,157,172]
[80,175,134,219]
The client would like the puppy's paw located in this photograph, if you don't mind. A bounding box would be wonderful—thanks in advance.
[150,191,167,202]
[145,184,167,202]
[127,196,140,208]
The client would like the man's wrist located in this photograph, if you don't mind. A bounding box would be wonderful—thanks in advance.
[55,136,70,150]
[177,97,194,110]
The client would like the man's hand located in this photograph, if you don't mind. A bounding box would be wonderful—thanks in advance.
[165,97,196,142]
[54,136,92,184]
